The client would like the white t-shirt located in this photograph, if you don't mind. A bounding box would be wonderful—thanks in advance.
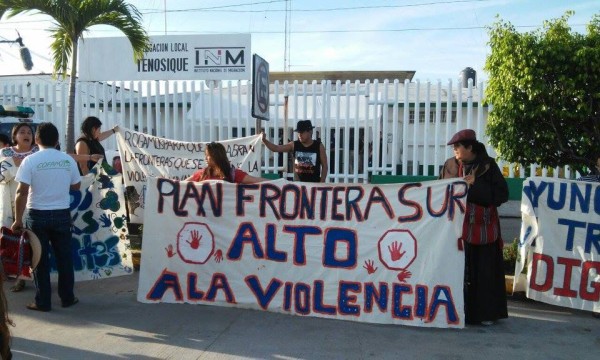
[15,148,81,210]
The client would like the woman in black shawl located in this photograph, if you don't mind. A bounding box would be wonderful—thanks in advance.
[440,129,509,325]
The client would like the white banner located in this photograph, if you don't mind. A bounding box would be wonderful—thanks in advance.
[115,128,262,223]
[138,177,468,328]
[68,164,133,281]
[517,177,600,313]
[79,34,251,81]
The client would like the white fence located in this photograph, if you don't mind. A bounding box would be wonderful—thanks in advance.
[0,77,576,182]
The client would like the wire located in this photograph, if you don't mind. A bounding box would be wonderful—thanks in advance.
[132,24,573,35]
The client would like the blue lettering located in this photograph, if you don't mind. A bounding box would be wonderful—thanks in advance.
[323,228,357,268]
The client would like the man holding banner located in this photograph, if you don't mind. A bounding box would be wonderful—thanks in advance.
[262,120,328,183]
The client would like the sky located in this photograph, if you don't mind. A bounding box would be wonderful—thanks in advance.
[0,0,598,82]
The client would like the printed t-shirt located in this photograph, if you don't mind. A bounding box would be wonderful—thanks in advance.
[293,139,321,182]
[15,148,81,210]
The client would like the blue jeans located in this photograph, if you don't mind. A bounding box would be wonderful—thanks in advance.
[24,208,75,309]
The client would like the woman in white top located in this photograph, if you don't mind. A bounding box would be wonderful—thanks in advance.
[0,123,39,292]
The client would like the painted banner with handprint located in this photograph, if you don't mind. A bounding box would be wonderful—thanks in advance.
[516,177,600,314]
[115,128,262,224]
[138,177,468,328]
[67,163,134,281]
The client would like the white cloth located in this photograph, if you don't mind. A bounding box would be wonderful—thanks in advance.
[16,148,81,210]
[0,157,18,227]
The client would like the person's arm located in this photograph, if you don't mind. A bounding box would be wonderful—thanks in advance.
[240,174,268,184]
[262,132,293,153]
[97,126,118,142]
[70,153,103,163]
[319,142,328,183]
[74,140,90,175]
[70,182,81,191]
[11,182,29,232]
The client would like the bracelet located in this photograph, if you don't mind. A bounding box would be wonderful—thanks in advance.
[112,128,115,134]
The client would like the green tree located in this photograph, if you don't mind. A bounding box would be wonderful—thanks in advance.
[485,11,600,175]
[0,0,150,153]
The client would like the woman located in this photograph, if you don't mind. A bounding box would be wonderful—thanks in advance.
[439,129,509,325]
[1,123,38,166]
[0,123,39,292]
[75,116,117,175]
[185,142,266,184]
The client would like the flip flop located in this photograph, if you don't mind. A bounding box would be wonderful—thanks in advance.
[10,280,25,292]
[26,303,50,312]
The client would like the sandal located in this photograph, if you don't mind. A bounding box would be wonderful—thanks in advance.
[26,303,50,312]
[10,280,25,292]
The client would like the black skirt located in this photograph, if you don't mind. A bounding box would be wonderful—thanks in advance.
[464,241,508,324]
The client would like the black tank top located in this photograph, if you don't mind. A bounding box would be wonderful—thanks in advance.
[76,137,107,174]
[293,139,321,182]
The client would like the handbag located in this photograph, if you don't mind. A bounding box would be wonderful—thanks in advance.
[0,226,32,279]
[461,203,501,246]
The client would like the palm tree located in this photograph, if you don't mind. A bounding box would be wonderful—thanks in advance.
[0,0,150,153]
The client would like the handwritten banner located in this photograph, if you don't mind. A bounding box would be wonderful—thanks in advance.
[115,128,261,223]
[138,177,468,328]
[518,177,600,313]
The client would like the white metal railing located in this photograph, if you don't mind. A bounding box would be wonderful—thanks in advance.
[0,77,577,181]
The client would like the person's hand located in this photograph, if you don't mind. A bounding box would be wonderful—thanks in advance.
[91,154,103,163]
[112,125,120,134]
[11,220,23,233]
[464,174,475,186]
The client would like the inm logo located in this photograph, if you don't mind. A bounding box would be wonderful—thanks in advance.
[195,47,245,67]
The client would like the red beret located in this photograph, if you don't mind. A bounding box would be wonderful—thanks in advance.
[447,129,476,145]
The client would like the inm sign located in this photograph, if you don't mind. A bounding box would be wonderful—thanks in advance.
[195,48,245,68]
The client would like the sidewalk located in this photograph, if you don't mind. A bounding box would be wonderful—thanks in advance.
[5,272,599,360]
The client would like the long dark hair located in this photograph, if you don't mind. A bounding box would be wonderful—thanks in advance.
[0,276,14,359]
[80,116,102,139]
[11,122,35,145]
[201,142,233,182]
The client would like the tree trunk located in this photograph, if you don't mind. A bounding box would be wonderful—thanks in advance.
[66,39,79,154]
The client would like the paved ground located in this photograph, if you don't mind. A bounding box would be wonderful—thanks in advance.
[4,271,599,360]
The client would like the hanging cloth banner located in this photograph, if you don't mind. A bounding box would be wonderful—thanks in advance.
[115,127,262,223]
[138,177,468,329]
[517,177,600,314]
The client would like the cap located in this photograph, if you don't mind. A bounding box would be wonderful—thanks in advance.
[447,129,476,145]
[294,120,315,132]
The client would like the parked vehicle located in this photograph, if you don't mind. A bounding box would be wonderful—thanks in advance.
[0,105,39,142]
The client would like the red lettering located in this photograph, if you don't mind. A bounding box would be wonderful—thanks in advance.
[553,257,581,297]
[530,253,554,292]
[580,261,600,301]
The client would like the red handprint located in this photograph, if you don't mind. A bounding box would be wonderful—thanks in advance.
[388,241,406,261]
[397,269,412,283]
[165,244,177,258]
[363,259,378,274]
[187,230,202,249]
[214,249,223,263]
